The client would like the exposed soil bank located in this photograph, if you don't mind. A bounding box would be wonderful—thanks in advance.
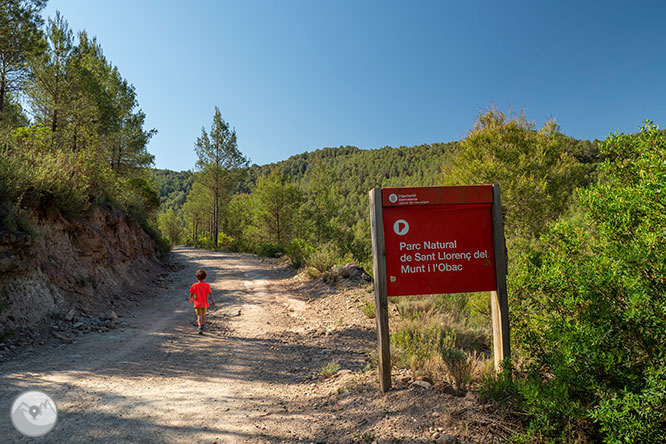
[0,205,165,336]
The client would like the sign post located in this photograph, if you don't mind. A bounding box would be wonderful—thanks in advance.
[369,184,509,393]
[369,188,391,393]
[490,184,510,370]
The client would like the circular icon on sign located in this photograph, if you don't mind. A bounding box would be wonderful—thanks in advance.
[10,390,58,437]
[393,219,409,236]
[388,193,398,203]
[390,276,396,282]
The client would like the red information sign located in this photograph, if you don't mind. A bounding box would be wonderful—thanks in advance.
[382,186,496,296]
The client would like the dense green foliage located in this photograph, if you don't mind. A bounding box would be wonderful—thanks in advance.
[497,123,666,442]
[159,114,600,272]
[157,208,184,246]
[251,168,302,246]
[244,142,454,222]
[0,3,164,254]
[441,108,597,251]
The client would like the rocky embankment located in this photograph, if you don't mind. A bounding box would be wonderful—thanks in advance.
[0,205,165,344]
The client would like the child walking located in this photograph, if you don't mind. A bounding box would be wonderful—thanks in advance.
[189,268,215,334]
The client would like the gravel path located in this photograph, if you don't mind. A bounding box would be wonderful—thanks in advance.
[0,246,333,444]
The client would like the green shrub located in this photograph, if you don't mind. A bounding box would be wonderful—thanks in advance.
[0,200,31,233]
[506,123,666,442]
[287,237,314,268]
[394,296,491,352]
[318,360,341,378]
[480,361,521,407]
[361,431,375,443]
[217,232,234,249]
[395,296,437,321]
[305,266,321,279]
[196,233,217,250]
[306,242,339,273]
[228,236,253,253]
[436,292,490,329]
[481,368,588,441]
[3,146,92,217]
[125,178,160,213]
[440,348,473,391]
[141,221,171,259]
[255,241,285,258]
[592,365,666,444]
[360,300,375,319]
[118,177,163,227]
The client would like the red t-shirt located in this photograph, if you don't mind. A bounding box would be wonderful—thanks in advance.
[189,282,211,308]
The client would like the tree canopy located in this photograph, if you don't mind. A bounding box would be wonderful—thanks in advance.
[441,107,590,246]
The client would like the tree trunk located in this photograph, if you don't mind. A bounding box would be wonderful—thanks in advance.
[52,78,59,138]
[276,207,280,245]
[0,78,5,121]
[114,141,121,171]
[52,109,58,136]
[214,172,219,248]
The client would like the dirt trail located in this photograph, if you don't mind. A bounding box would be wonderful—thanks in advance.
[0,247,356,443]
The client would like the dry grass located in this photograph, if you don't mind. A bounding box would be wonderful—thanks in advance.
[389,293,494,389]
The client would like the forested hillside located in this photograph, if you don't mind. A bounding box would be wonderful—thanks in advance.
[153,169,194,212]
[157,141,457,259]
[246,142,455,220]
[157,125,598,268]
[4,2,666,443]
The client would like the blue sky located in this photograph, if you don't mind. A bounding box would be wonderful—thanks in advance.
[43,1,666,171]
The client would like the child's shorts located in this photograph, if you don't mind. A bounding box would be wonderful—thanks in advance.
[195,307,207,315]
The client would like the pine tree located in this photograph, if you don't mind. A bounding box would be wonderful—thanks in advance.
[194,107,248,247]
[27,11,74,143]
[0,0,45,121]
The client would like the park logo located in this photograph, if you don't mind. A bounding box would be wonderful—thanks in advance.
[388,193,398,203]
[393,219,409,236]
[10,390,58,437]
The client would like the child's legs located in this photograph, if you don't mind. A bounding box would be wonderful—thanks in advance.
[195,307,207,326]
[195,307,205,326]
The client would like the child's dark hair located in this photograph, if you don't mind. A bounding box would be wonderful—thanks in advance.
[196,269,207,281]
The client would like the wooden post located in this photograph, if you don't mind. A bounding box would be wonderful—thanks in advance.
[490,183,511,371]
[369,188,391,393]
